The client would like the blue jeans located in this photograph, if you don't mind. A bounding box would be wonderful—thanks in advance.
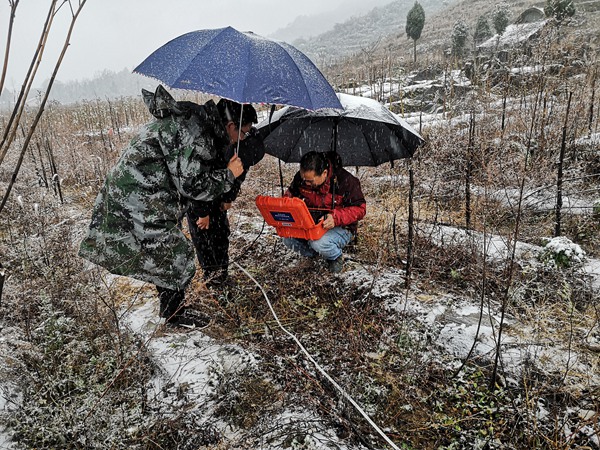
[282,227,353,261]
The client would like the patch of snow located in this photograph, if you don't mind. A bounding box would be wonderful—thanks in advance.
[478,21,549,49]
[510,65,544,75]
[120,289,371,449]
[583,258,600,290]
[350,265,599,391]
[541,236,586,266]
[478,186,595,215]
[575,132,600,145]
[122,300,258,408]
[419,223,540,263]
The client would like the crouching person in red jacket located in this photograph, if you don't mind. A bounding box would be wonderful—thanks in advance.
[283,151,366,273]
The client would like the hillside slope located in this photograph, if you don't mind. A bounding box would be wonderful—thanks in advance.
[294,0,453,64]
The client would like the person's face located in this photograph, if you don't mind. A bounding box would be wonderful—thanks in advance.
[226,121,253,144]
[300,169,328,189]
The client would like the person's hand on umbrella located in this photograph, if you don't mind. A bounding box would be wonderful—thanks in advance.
[227,155,244,178]
[322,213,335,230]
[196,215,210,230]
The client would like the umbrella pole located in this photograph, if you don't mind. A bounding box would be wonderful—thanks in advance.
[278,159,285,196]
[235,104,244,156]
[331,123,338,210]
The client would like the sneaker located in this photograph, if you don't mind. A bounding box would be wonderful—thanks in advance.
[327,255,344,273]
[166,309,211,329]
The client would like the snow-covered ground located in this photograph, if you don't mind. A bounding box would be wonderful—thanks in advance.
[1,201,598,448]
[109,277,376,450]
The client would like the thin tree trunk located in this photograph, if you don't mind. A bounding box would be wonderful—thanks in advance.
[491,175,526,388]
[34,141,49,188]
[0,1,57,166]
[589,68,596,137]
[555,91,573,237]
[0,264,4,307]
[0,0,19,96]
[501,87,507,131]
[465,112,475,230]
[46,138,63,203]
[405,161,415,289]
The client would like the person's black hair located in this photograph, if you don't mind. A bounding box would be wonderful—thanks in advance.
[217,98,258,126]
[300,151,342,175]
[300,151,328,175]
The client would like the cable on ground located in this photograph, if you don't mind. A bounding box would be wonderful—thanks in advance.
[234,261,401,450]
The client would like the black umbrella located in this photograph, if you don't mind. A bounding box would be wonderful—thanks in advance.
[256,93,424,166]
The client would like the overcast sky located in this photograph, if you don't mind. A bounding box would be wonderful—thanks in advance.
[0,0,348,87]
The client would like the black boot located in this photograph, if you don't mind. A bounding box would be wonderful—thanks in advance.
[156,286,210,329]
[205,269,229,289]
[156,286,185,321]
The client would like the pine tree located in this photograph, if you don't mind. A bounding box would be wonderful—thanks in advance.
[406,1,426,64]
[492,3,510,36]
[451,20,469,57]
[473,15,492,45]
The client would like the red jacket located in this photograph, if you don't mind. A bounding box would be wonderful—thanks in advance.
[286,163,366,234]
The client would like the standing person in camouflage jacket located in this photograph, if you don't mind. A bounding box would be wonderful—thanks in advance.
[79,85,247,328]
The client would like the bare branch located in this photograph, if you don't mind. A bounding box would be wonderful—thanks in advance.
[0,0,58,166]
[0,0,88,214]
[0,0,19,96]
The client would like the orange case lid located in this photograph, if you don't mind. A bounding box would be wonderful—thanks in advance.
[255,195,327,240]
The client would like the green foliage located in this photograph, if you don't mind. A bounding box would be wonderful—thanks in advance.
[451,20,469,56]
[593,198,600,217]
[406,1,426,41]
[539,236,586,269]
[432,367,516,449]
[492,3,510,36]
[406,1,426,62]
[544,0,576,22]
[473,15,492,44]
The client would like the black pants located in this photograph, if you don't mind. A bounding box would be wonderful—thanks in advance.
[187,207,230,287]
[156,286,185,320]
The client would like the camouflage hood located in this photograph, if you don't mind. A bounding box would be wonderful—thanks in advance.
[79,85,235,290]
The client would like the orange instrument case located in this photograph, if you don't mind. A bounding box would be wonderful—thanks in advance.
[255,195,328,240]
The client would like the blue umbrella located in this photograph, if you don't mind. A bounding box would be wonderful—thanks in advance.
[133,26,342,111]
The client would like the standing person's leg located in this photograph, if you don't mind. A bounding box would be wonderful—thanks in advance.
[188,211,219,281]
[207,209,230,286]
[188,209,230,287]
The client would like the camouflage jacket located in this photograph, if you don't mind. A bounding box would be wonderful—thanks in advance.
[79,86,235,290]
